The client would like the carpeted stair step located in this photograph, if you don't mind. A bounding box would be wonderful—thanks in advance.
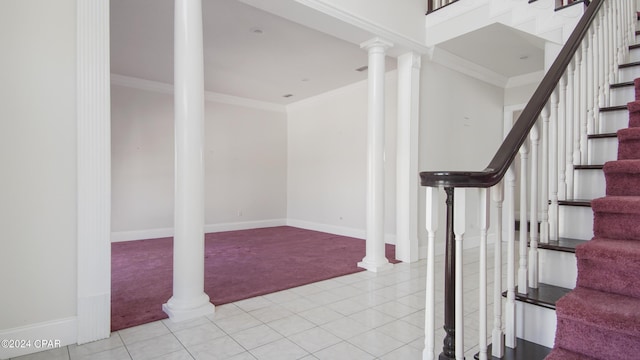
[592,196,640,240]
[576,238,640,299]
[636,78,640,100]
[603,159,640,195]
[554,287,640,360]
[545,347,597,360]
[617,127,640,159]
[628,100,640,127]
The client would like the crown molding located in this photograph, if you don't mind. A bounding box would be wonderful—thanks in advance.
[506,70,544,88]
[428,47,508,88]
[296,0,429,55]
[110,74,286,113]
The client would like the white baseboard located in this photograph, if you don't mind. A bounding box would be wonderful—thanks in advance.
[285,219,397,245]
[204,219,287,234]
[111,219,287,242]
[0,317,76,359]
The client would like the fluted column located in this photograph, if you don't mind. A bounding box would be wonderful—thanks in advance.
[77,0,111,344]
[163,0,215,321]
[358,38,394,273]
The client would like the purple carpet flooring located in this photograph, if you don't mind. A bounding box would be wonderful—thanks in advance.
[547,79,640,359]
[111,226,398,331]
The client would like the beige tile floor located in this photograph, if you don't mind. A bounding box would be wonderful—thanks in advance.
[12,246,505,360]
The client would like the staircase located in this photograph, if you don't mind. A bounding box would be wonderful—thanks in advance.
[545,76,640,358]
[421,1,639,359]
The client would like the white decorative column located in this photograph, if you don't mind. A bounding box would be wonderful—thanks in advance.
[358,37,394,272]
[77,0,111,344]
[396,52,421,263]
[163,0,215,321]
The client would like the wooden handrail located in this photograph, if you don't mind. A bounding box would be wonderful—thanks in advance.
[420,0,599,188]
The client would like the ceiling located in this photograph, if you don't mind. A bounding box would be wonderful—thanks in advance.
[437,23,546,79]
[110,0,547,106]
[110,0,396,105]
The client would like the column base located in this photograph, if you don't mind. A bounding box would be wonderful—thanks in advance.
[162,295,215,323]
[357,257,394,272]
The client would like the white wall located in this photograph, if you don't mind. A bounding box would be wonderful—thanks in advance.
[111,85,287,241]
[418,59,505,253]
[0,0,77,336]
[287,71,398,241]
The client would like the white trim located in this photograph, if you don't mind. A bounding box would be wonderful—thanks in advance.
[110,74,287,113]
[506,70,545,88]
[77,0,111,345]
[204,219,288,233]
[428,47,508,88]
[0,317,76,359]
[296,0,429,54]
[286,219,397,245]
[111,219,288,242]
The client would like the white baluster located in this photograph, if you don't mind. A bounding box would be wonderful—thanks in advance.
[505,167,517,348]
[579,42,588,171]
[566,61,575,180]
[478,188,489,360]
[587,25,597,153]
[572,54,580,173]
[558,73,568,202]
[549,88,559,242]
[540,100,550,244]
[423,187,439,360]
[529,121,540,289]
[607,1,616,88]
[597,13,606,109]
[454,188,465,360]
[491,183,505,358]
[518,142,528,293]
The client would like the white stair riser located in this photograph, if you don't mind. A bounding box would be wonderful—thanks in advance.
[610,86,635,106]
[573,169,605,199]
[515,301,556,348]
[559,205,594,240]
[629,47,640,63]
[618,65,640,83]
[598,109,629,133]
[538,249,577,289]
[588,137,618,166]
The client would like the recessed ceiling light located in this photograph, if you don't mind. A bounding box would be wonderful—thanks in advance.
[301,78,310,82]
[355,65,368,72]
[283,94,293,98]
[519,55,529,60]
[250,27,264,35]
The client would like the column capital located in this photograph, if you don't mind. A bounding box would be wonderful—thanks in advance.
[360,37,394,52]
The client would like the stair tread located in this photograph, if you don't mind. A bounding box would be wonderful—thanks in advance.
[610,81,634,88]
[599,104,628,112]
[556,287,640,337]
[574,164,603,170]
[579,237,640,258]
[587,132,617,139]
[538,237,588,253]
[604,159,640,173]
[510,283,572,310]
[558,199,592,207]
[476,338,551,360]
[630,43,640,50]
[592,196,640,214]
[618,127,640,140]
[619,61,640,68]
